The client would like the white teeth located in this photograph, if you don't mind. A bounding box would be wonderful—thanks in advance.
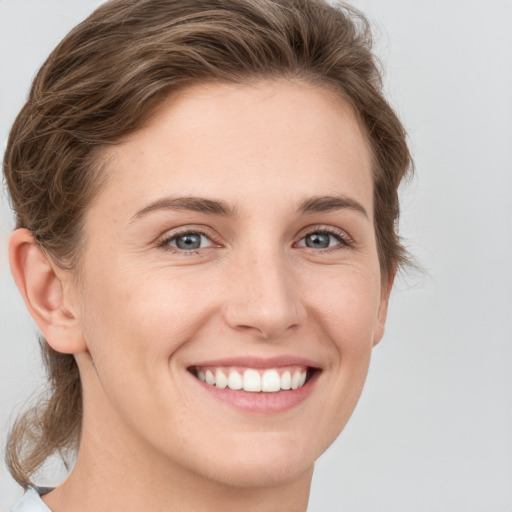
[195,366,310,392]
[215,369,227,389]
[261,369,280,392]
[205,370,215,385]
[291,370,302,390]
[281,371,291,390]
[243,369,261,392]
[228,370,243,390]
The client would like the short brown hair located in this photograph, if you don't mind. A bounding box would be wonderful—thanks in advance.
[3,0,412,488]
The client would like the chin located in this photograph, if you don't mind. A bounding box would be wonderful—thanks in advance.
[204,457,314,489]
[186,430,321,489]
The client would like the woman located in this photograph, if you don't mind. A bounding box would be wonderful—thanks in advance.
[3,0,412,510]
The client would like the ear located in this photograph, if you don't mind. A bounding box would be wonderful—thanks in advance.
[8,228,87,354]
[373,270,396,347]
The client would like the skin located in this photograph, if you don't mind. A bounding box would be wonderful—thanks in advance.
[9,80,392,512]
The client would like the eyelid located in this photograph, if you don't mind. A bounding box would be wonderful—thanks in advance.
[156,225,221,253]
[294,225,354,250]
[155,223,354,255]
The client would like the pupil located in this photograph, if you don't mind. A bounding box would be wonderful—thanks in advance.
[306,233,330,249]
[176,234,201,250]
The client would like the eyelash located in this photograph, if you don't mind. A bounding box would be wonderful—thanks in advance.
[157,226,353,255]
[294,227,353,253]
[157,228,216,255]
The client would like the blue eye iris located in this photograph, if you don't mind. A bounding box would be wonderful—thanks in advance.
[304,232,332,249]
[160,230,216,253]
[174,233,203,250]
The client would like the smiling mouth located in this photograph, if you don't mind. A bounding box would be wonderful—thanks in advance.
[188,366,316,393]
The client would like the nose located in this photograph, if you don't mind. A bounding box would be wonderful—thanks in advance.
[222,250,306,340]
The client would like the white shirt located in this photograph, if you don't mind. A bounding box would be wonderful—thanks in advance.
[9,488,52,512]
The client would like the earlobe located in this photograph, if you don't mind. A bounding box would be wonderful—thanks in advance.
[8,228,87,354]
[373,270,396,347]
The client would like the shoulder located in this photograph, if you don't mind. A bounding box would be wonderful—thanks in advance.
[9,488,53,512]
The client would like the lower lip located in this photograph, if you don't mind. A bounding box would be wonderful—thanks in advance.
[190,371,320,413]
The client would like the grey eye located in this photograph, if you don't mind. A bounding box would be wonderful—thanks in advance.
[175,234,201,249]
[170,232,212,250]
[304,232,332,249]
[296,230,347,250]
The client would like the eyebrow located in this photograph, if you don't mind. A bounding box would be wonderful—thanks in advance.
[131,196,237,221]
[131,193,368,222]
[297,195,369,219]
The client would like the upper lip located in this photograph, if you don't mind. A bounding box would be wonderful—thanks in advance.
[187,355,321,370]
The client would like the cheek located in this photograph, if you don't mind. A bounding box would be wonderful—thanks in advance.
[78,260,223,376]
[307,267,381,424]
[76,266,216,430]
[307,266,382,353]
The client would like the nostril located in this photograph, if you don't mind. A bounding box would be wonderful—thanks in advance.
[228,319,302,342]
[221,286,306,341]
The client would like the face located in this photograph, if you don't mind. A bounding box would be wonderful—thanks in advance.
[71,80,389,488]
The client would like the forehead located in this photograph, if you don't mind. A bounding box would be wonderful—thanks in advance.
[93,80,373,218]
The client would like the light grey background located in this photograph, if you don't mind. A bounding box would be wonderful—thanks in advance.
[1,1,511,510]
